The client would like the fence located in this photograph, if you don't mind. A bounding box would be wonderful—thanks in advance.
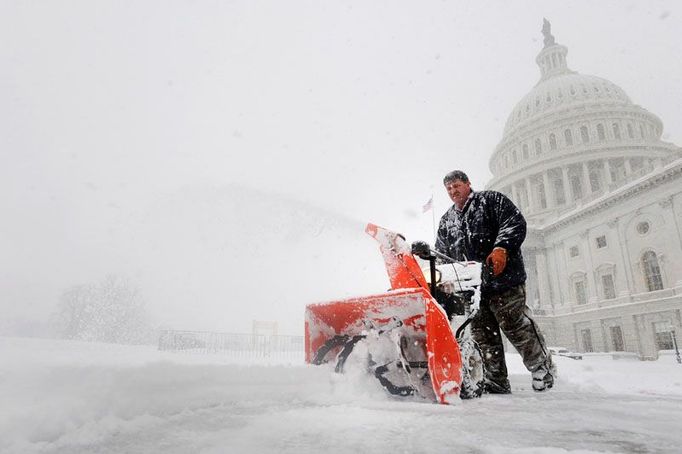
[158,329,305,362]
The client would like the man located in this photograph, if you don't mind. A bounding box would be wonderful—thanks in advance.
[435,170,555,393]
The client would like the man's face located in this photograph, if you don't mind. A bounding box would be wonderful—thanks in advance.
[445,179,471,208]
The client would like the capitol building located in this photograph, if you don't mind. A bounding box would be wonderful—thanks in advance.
[485,21,682,359]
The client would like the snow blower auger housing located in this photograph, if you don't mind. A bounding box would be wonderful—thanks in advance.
[305,223,483,404]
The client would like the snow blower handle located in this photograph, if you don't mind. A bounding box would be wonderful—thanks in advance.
[410,241,457,263]
[411,241,459,297]
[410,241,438,296]
[410,241,433,260]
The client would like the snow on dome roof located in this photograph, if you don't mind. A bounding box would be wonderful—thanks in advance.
[503,73,632,135]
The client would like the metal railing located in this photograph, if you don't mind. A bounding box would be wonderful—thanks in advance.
[158,329,305,362]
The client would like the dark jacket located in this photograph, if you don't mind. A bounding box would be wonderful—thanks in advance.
[435,190,527,294]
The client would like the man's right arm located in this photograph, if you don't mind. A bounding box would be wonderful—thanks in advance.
[434,214,452,263]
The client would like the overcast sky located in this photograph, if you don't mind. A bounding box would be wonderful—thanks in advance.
[2,1,681,335]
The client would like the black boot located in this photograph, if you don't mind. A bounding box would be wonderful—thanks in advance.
[484,378,511,394]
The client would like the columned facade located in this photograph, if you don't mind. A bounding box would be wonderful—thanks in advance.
[486,22,682,359]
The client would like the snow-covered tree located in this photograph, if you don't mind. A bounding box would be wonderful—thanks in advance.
[52,275,152,344]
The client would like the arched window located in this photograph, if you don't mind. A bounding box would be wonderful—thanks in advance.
[522,144,529,159]
[564,129,573,146]
[612,123,621,140]
[535,138,542,154]
[597,124,606,141]
[549,133,557,150]
[512,149,518,164]
[640,124,646,138]
[627,124,634,139]
[580,126,590,143]
[642,251,663,291]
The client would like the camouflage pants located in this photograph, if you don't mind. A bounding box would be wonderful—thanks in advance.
[471,285,553,388]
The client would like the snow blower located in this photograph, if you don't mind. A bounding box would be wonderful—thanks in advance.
[304,223,485,403]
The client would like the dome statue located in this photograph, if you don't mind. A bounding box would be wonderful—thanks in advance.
[542,18,555,48]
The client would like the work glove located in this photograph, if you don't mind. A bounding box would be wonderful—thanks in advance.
[486,247,508,277]
[411,241,432,260]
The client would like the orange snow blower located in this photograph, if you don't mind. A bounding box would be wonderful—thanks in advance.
[305,223,484,403]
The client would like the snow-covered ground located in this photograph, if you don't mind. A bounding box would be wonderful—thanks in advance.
[2,337,682,454]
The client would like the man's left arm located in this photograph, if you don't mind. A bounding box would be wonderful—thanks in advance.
[493,192,527,251]
[486,192,527,276]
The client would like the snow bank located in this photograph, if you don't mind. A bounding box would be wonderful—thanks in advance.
[507,352,682,397]
[0,337,378,454]
[2,337,682,454]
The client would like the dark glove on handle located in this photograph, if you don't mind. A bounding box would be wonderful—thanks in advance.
[411,241,433,260]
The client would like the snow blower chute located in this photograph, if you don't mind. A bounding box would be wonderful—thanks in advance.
[305,223,485,403]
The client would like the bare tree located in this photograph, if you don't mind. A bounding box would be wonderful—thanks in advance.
[52,275,152,344]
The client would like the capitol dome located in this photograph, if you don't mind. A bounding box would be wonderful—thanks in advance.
[486,20,681,226]
[503,73,632,136]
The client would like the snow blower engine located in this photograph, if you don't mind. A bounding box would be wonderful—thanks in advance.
[304,223,485,403]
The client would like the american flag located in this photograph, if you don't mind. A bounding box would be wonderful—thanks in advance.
[422,196,433,213]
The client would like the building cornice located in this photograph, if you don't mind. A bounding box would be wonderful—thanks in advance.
[539,289,682,319]
[487,142,680,189]
[540,158,682,233]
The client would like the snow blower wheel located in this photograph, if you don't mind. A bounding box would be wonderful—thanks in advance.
[457,338,486,399]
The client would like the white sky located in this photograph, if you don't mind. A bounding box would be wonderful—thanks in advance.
[2,1,681,334]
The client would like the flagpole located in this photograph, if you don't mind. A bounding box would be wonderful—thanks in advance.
[431,192,436,243]
[422,192,437,243]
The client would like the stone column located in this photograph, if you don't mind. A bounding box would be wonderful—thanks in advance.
[511,184,521,208]
[543,172,555,209]
[603,159,613,186]
[547,245,564,307]
[535,251,552,308]
[525,178,533,212]
[556,241,571,306]
[562,167,572,204]
[582,162,592,195]
[524,249,539,309]
[615,217,636,295]
[658,196,682,287]
[608,218,631,297]
[580,230,598,303]
[624,158,632,175]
